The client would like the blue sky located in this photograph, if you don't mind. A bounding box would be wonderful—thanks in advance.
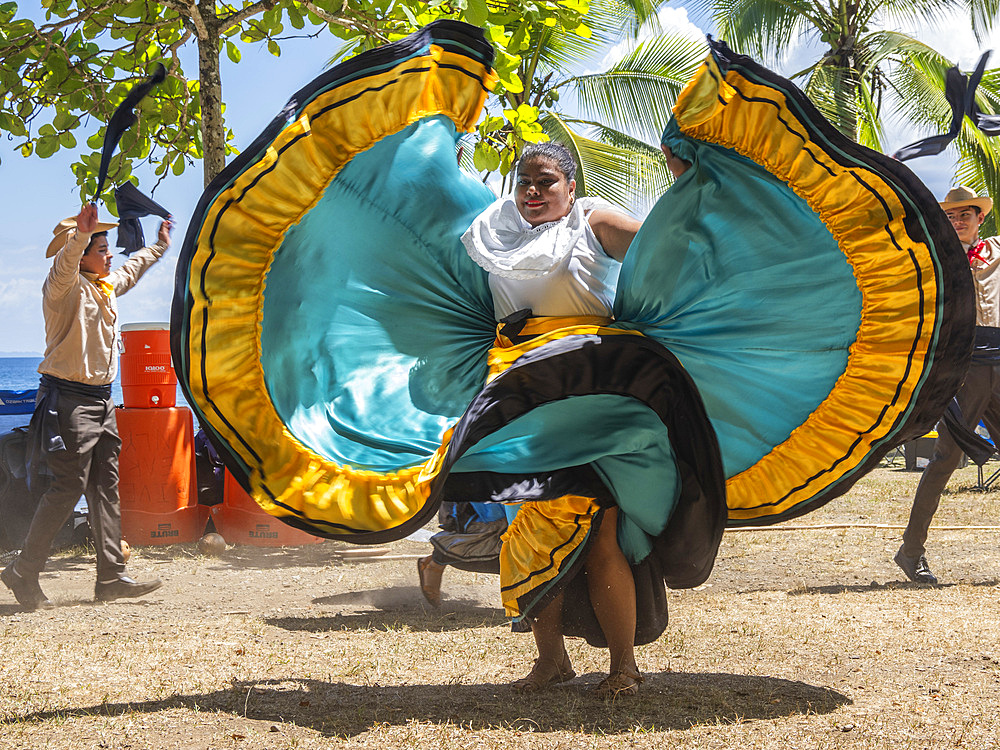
[1,8,997,354]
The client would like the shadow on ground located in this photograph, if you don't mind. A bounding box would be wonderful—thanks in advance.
[1,673,850,736]
[266,586,506,632]
[786,578,1000,597]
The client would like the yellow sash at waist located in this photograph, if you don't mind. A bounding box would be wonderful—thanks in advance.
[488,315,642,382]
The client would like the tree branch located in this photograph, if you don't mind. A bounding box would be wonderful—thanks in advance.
[180,0,210,39]
[299,0,388,39]
[165,27,194,75]
[218,0,281,34]
[159,0,191,14]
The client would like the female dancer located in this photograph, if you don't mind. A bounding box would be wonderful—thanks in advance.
[173,25,971,708]
[461,141,688,696]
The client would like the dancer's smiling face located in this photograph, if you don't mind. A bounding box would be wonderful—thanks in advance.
[514,157,576,228]
[945,205,986,245]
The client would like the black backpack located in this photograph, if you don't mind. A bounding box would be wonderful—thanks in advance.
[0,427,87,552]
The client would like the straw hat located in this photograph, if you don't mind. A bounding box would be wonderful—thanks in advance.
[46,216,118,258]
[939,185,993,217]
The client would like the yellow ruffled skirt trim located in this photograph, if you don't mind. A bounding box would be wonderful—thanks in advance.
[487,315,640,381]
[499,497,600,619]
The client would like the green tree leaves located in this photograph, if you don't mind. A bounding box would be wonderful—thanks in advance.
[0,1,592,198]
[2,0,693,213]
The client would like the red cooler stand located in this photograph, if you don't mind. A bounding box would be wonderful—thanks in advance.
[212,470,323,547]
[117,406,208,544]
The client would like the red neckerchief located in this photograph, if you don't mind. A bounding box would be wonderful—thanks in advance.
[968,240,989,267]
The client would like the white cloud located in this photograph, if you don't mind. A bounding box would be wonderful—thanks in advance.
[1,240,179,353]
[595,7,709,73]
[904,10,1000,69]
[0,277,42,300]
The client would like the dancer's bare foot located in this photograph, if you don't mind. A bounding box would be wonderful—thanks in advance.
[417,556,444,607]
[510,652,576,693]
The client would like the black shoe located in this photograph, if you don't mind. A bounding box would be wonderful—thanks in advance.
[95,576,163,603]
[1,562,55,611]
[894,546,938,584]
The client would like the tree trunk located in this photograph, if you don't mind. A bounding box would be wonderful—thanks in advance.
[840,69,859,142]
[197,32,225,186]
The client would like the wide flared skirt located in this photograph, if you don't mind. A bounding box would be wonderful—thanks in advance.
[171,25,972,639]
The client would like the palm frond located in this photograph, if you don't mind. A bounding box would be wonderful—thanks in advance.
[854,30,951,71]
[855,75,886,151]
[532,0,667,70]
[457,135,482,182]
[587,122,676,210]
[569,33,708,142]
[707,0,818,63]
[885,49,1000,145]
[883,49,1000,233]
[876,0,967,32]
[976,68,1000,113]
[681,0,719,27]
[886,55,953,133]
[954,130,1000,235]
[533,25,600,72]
[588,0,667,38]
[969,0,999,43]
[828,28,953,144]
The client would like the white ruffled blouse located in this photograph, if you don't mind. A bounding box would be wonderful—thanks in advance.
[461,196,623,321]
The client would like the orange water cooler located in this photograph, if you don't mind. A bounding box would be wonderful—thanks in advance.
[116,323,207,544]
[120,322,177,408]
[211,470,324,547]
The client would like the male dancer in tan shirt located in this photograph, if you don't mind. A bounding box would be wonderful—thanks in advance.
[2,204,171,610]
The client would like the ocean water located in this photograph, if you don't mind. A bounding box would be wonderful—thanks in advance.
[0,356,193,434]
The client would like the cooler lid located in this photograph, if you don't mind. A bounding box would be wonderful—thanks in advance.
[121,322,170,331]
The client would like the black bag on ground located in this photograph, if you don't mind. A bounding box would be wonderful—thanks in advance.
[0,427,87,552]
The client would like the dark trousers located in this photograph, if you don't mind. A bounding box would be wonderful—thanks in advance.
[903,364,1000,556]
[16,387,126,583]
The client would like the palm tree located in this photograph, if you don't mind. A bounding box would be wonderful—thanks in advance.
[468,0,709,211]
[685,0,1000,227]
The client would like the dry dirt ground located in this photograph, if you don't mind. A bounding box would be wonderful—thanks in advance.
[2,460,1000,749]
